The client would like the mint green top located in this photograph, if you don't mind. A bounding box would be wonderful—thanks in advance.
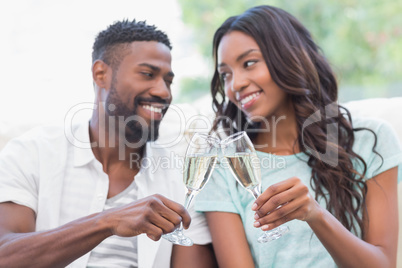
[195,117,402,268]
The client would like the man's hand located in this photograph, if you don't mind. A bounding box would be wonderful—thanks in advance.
[103,194,191,241]
[0,194,191,267]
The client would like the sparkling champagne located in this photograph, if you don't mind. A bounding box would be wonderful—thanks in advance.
[184,154,218,191]
[226,152,260,190]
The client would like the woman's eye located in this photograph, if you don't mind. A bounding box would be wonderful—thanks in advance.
[219,70,231,83]
[244,60,257,68]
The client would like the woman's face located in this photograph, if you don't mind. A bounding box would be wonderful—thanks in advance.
[217,30,288,122]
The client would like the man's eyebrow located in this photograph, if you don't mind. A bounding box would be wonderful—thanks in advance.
[217,49,259,68]
[138,63,174,77]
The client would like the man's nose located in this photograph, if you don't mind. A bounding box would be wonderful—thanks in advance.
[149,79,172,100]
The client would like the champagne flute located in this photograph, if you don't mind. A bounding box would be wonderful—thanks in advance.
[162,133,219,246]
[222,131,289,243]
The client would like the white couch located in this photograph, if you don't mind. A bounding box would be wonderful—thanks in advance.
[1,97,401,266]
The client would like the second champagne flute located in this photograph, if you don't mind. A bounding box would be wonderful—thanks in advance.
[162,133,218,246]
[222,131,290,243]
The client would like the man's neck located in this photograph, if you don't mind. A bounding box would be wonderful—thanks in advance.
[89,117,147,198]
[89,117,145,174]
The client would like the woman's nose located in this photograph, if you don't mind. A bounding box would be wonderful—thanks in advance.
[231,72,249,93]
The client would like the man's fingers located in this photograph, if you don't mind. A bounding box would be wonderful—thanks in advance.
[152,203,183,229]
[142,223,164,241]
[156,194,192,229]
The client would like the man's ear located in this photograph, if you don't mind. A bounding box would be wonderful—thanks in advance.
[92,60,111,89]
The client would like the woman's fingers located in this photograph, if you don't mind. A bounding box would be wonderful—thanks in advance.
[252,178,295,211]
[252,177,318,228]
[254,194,310,228]
[254,177,307,214]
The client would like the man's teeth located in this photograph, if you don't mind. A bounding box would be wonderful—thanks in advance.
[240,92,260,105]
[142,105,162,113]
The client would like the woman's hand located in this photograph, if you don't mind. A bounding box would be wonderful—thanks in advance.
[251,177,322,231]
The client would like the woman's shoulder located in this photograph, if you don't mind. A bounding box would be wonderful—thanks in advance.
[346,114,394,153]
[347,112,402,181]
[350,114,390,130]
[349,113,401,158]
[348,114,398,141]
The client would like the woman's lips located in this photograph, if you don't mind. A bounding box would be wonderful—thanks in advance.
[238,91,261,110]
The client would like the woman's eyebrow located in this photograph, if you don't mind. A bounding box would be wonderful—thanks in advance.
[235,49,259,63]
[218,49,260,68]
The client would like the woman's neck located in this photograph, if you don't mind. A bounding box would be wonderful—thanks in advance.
[253,100,299,155]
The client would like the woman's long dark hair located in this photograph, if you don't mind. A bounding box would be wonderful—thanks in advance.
[211,5,379,237]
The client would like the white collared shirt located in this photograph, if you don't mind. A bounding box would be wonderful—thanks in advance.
[0,121,211,267]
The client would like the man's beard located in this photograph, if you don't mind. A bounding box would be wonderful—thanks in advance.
[105,84,167,144]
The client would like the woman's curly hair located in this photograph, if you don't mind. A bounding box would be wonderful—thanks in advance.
[210,5,380,237]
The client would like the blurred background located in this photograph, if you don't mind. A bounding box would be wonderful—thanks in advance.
[1,0,401,125]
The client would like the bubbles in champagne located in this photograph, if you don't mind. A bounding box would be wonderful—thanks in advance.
[184,154,218,191]
[226,152,261,189]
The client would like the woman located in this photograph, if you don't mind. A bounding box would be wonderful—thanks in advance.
[194,5,401,268]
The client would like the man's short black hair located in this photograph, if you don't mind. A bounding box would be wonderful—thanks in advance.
[92,19,172,69]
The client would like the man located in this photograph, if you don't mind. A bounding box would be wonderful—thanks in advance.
[0,20,216,267]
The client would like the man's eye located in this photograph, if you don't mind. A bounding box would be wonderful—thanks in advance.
[141,72,153,77]
[244,60,257,68]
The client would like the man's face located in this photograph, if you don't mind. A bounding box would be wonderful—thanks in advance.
[105,41,173,143]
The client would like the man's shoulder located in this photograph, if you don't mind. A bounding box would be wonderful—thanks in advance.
[5,122,87,152]
[145,139,187,158]
[18,124,71,143]
[24,124,64,137]
[141,143,184,181]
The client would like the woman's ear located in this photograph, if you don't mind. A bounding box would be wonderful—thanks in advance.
[92,60,112,89]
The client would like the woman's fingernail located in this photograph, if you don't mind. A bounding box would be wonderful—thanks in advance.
[261,224,270,231]
[251,203,258,210]
[254,221,261,227]
[254,213,259,220]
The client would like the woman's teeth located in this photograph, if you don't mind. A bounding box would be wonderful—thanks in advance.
[240,92,260,105]
[142,105,162,113]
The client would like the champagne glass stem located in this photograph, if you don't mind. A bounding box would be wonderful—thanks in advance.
[161,189,196,246]
[250,186,261,200]
[176,190,195,232]
[183,190,195,209]
[249,186,290,243]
